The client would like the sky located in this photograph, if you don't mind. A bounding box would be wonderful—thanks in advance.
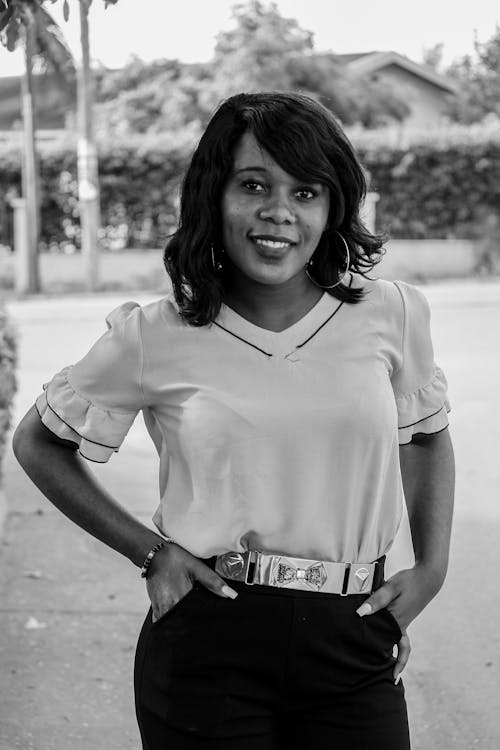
[0,0,499,76]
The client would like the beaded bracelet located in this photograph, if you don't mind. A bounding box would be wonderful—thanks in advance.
[140,536,176,578]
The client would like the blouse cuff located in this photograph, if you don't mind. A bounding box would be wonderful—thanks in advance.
[35,366,137,463]
[396,365,451,445]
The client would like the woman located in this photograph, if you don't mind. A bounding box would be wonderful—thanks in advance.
[13,92,454,749]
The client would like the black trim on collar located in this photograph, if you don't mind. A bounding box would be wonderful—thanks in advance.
[296,299,345,349]
[214,274,354,358]
[212,323,273,357]
[296,273,353,349]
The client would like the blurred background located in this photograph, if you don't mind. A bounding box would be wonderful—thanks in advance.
[1,0,500,292]
[0,2,499,749]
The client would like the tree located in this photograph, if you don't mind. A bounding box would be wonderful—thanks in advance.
[93,56,207,138]
[209,0,409,127]
[0,0,74,293]
[55,0,119,291]
[446,26,500,123]
[286,52,409,127]
[85,1,409,138]
[212,0,313,97]
[422,43,444,72]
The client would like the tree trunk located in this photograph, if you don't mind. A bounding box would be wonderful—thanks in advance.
[77,0,100,292]
[20,19,40,293]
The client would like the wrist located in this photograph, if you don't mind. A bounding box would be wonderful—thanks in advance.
[128,532,169,568]
[139,536,177,578]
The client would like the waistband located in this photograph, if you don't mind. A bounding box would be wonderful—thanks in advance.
[205,552,385,596]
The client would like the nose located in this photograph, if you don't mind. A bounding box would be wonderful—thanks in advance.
[258,193,296,225]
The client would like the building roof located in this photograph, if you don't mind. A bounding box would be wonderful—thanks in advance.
[336,50,459,94]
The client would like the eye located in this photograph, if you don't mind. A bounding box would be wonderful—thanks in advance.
[295,187,318,200]
[241,180,265,192]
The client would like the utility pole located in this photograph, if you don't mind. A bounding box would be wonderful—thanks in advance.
[77,0,100,291]
[20,16,40,293]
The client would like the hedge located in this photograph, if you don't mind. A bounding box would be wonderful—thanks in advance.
[1,123,500,249]
[0,305,17,482]
[0,133,191,252]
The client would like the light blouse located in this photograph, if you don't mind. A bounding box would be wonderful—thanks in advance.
[35,273,450,563]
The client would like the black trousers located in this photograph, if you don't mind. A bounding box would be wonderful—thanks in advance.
[134,559,410,749]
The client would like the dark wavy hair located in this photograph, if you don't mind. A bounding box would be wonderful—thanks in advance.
[164,91,386,326]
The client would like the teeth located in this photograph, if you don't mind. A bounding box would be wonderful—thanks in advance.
[254,239,290,249]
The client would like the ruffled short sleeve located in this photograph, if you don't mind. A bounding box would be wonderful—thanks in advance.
[35,301,144,462]
[390,281,451,445]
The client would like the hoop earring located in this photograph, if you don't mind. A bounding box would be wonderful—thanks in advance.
[211,244,224,272]
[305,231,351,289]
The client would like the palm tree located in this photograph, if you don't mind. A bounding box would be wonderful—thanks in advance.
[0,0,75,293]
[1,0,119,292]
[56,0,119,291]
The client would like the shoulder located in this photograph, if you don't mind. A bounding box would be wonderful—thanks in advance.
[101,293,187,353]
[349,274,400,315]
[357,277,430,320]
[118,291,186,332]
[136,290,204,355]
[105,299,142,328]
[389,281,431,328]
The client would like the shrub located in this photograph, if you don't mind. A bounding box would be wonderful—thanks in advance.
[0,133,193,252]
[349,120,500,239]
[0,305,17,482]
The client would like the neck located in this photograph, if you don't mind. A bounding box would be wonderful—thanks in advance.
[222,269,324,331]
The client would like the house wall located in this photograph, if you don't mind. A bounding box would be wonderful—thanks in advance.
[373,65,453,128]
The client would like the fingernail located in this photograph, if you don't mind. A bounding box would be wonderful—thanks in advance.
[222,585,238,599]
[394,674,401,685]
[356,602,372,617]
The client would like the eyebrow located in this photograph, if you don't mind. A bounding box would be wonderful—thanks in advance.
[233,166,268,175]
[233,166,323,186]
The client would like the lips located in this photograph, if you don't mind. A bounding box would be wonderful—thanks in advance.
[249,235,297,254]
[250,234,297,245]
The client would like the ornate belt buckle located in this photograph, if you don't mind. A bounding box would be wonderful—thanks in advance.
[272,557,328,591]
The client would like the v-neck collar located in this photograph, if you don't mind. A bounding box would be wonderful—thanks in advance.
[214,283,350,359]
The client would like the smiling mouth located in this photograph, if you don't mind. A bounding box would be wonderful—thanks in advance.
[250,236,296,250]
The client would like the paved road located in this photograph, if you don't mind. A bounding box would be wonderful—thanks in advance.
[1,280,499,749]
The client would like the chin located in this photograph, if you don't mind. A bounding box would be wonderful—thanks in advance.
[248,264,297,285]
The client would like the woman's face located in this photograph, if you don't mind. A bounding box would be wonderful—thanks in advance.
[221,132,330,287]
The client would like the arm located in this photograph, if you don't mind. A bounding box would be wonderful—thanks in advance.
[12,407,237,619]
[356,428,455,682]
[13,406,166,566]
[399,427,455,587]
[357,428,455,623]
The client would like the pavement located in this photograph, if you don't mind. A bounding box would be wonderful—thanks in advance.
[1,279,500,750]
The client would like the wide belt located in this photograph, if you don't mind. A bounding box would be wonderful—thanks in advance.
[214,550,384,595]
